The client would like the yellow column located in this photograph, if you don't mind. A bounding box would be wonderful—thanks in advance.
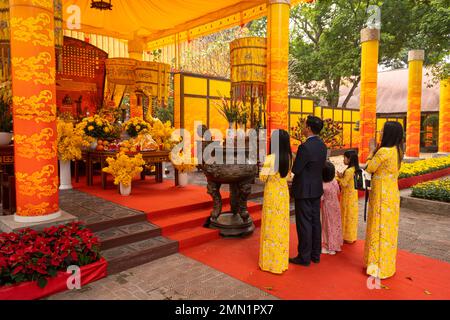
[128,38,144,119]
[358,28,380,163]
[9,0,60,222]
[405,50,424,158]
[439,79,450,153]
[266,0,290,138]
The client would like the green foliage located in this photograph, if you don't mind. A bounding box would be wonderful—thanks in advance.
[423,114,439,128]
[215,97,240,123]
[154,97,174,125]
[289,0,450,107]
[411,178,450,203]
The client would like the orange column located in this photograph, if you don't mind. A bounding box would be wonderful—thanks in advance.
[266,0,290,138]
[405,50,424,158]
[9,0,60,222]
[358,28,380,163]
[128,38,144,119]
[439,79,450,153]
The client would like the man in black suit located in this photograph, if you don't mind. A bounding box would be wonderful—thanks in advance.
[290,116,328,266]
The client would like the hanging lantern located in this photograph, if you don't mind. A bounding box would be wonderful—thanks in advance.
[105,58,137,85]
[230,37,267,128]
[90,0,113,11]
[135,61,170,106]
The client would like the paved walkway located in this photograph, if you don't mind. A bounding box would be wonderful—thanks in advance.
[49,190,450,300]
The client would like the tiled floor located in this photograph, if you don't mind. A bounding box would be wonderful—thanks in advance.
[49,170,450,300]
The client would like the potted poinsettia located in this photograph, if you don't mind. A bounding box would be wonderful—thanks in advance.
[102,153,145,195]
[57,120,91,190]
[0,83,13,146]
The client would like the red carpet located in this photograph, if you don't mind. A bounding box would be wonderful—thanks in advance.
[73,176,218,214]
[74,175,450,299]
[73,176,261,249]
[182,224,450,300]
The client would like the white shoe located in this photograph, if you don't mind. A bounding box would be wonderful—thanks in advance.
[321,248,329,254]
[328,251,336,255]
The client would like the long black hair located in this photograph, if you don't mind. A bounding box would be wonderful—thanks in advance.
[270,129,292,178]
[378,121,404,167]
[344,150,360,172]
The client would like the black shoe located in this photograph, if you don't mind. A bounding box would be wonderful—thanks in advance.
[312,258,320,264]
[289,257,310,267]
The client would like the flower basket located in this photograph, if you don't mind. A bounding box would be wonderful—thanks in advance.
[0,258,107,300]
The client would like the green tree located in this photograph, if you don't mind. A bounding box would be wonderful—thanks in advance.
[289,0,449,107]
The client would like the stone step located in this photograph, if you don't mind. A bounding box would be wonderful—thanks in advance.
[102,236,179,275]
[95,221,161,251]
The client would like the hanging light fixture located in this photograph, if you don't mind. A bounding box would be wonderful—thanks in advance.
[90,0,112,11]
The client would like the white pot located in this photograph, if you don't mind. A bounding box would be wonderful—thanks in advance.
[120,183,131,196]
[0,132,13,146]
[59,159,73,190]
[178,172,188,187]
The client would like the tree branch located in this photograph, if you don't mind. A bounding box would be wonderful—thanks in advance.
[341,76,361,109]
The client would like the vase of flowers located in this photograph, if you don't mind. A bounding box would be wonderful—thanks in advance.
[170,151,198,187]
[147,117,177,151]
[123,117,149,138]
[216,97,239,130]
[79,115,114,141]
[119,183,132,196]
[102,153,146,196]
[57,120,91,190]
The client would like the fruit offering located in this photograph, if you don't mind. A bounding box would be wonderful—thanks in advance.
[119,139,139,153]
[96,139,112,151]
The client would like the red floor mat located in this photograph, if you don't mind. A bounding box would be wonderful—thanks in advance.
[182,224,450,300]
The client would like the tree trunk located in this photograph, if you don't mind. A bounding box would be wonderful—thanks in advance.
[341,77,361,109]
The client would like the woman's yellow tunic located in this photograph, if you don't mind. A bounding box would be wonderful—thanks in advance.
[258,154,290,274]
[337,167,359,242]
[364,147,400,279]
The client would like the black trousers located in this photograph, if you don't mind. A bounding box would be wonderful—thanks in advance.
[295,198,322,264]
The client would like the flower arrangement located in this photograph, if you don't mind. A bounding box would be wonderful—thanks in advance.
[102,153,146,187]
[147,117,177,150]
[123,117,149,138]
[291,118,342,149]
[411,178,450,203]
[0,222,100,288]
[169,151,198,173]
[79,115,114,140]
[399,156,450,179]
[57,120,91,161]
[215,97,240,125]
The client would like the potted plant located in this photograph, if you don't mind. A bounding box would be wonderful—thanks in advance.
[123,117,149,138]
[170,151,198,187]
[57,120,91,190]
[102,153,145,196]
[79,115,114,149]
[0,83,13,145]
[216,97,239,129]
